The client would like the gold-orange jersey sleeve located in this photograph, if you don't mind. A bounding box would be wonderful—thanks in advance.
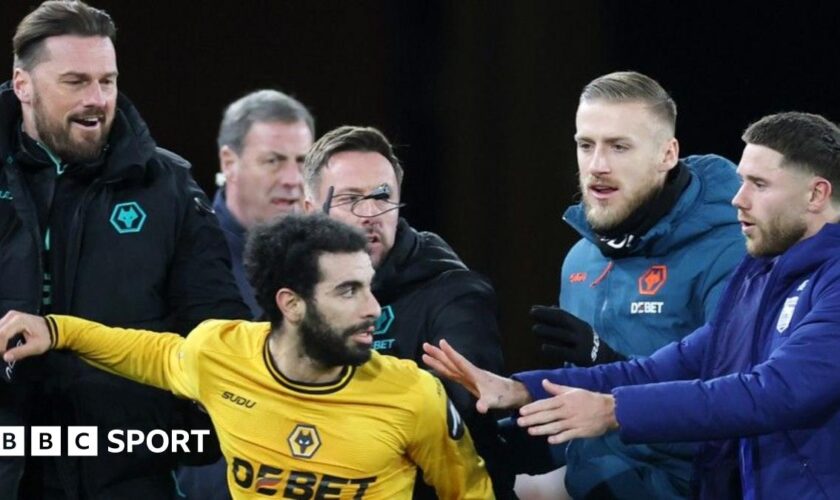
[47,314,201,400]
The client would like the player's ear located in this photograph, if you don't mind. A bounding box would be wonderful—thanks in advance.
[276,289,304,324]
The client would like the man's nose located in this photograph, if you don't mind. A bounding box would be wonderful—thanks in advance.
[278,163,303,188]
[732,184,749,210]
[353,198,381,218]
[82,83,107,108]
[588,145,611,174]
[364,289,381,320]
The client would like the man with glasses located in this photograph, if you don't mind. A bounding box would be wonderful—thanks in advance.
[303,125,513,498]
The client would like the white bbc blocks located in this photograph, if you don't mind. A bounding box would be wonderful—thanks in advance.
[0,426,97,456]
[68,426,98,456]
[31,426,61,456]
[0,426,24,456]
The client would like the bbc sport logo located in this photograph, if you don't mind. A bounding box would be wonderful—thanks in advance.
[0,426,210,457]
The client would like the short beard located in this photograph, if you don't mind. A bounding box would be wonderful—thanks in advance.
[583,180,662,234]
[33,94,109,164]
[299,300,372,368]
[747,212,807,258]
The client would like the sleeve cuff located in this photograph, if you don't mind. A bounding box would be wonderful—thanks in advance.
[512,369,568,401]
[45,315,59,349]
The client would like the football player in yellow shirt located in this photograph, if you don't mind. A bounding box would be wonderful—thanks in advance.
[0,214,493,499]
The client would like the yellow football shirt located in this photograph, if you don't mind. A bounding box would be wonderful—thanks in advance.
[47,315,493,499]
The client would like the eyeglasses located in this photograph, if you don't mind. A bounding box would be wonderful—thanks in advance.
[322,183,406,218]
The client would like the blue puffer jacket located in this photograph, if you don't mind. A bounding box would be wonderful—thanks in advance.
[519,223,840,500]
[555,154,744,498]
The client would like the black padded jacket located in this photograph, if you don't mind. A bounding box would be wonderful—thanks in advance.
[0,82,249,500]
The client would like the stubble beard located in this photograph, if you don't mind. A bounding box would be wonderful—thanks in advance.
[746,211,807,258]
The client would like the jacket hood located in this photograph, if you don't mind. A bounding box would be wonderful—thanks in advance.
[0,80,156,182]
[564,154,741,257]
[372,218,468,304]
[0,81,24,159]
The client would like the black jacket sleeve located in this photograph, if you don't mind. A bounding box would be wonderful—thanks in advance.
[428,280,505,416]
[425,270,513,495]
[167,173,250,335]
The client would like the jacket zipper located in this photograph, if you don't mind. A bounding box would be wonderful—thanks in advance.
[62,179,105,311]
[590,261,614,287]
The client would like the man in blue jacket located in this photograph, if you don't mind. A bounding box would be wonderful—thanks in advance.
[424,111,840,499]
[519,71,744,498]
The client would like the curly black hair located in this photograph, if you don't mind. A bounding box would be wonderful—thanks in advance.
[244,214,368,328]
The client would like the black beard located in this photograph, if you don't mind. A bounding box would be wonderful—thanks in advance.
[299,300,373,368]
[33,97,108,164]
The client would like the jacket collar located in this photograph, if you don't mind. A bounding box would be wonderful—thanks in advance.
[742,222,840,286]
[212,188,246,239]
[0,81,155,184]
[564,154,740,257]
[371,218,467,303]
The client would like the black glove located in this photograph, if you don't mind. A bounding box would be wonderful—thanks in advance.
[530,305,626,367]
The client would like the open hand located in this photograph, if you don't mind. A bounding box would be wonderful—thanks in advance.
[422,339,532,413]
[517,379,618,444]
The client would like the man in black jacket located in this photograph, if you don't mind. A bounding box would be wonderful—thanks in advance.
[0,2,250,498]
[177,90,316,500]
[302,125,512,498]
[212,89,315,318]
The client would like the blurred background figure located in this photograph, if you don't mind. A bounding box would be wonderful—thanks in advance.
[213,89,315,317]
[177,89,315,499]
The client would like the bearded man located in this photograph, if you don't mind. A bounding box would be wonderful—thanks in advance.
[0,2,248,498]
[426,110,840,500]
[518,71,745,499]
[0,214,493,499]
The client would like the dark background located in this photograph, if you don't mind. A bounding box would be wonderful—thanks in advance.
[2,1,838,373]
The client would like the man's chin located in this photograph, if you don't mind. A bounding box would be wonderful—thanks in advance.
[60,138,108,163]
[347,347,372,366]
[585,209,625,233]
[745,236,776,258]
[268,206,299,220]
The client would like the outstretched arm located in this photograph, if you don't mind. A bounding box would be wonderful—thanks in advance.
[422,339,531,412]
[0,311,198,400]
[517,379,619,445]
[422,339,618,445]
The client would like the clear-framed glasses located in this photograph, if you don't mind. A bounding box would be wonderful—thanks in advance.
[322,183,406,218]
